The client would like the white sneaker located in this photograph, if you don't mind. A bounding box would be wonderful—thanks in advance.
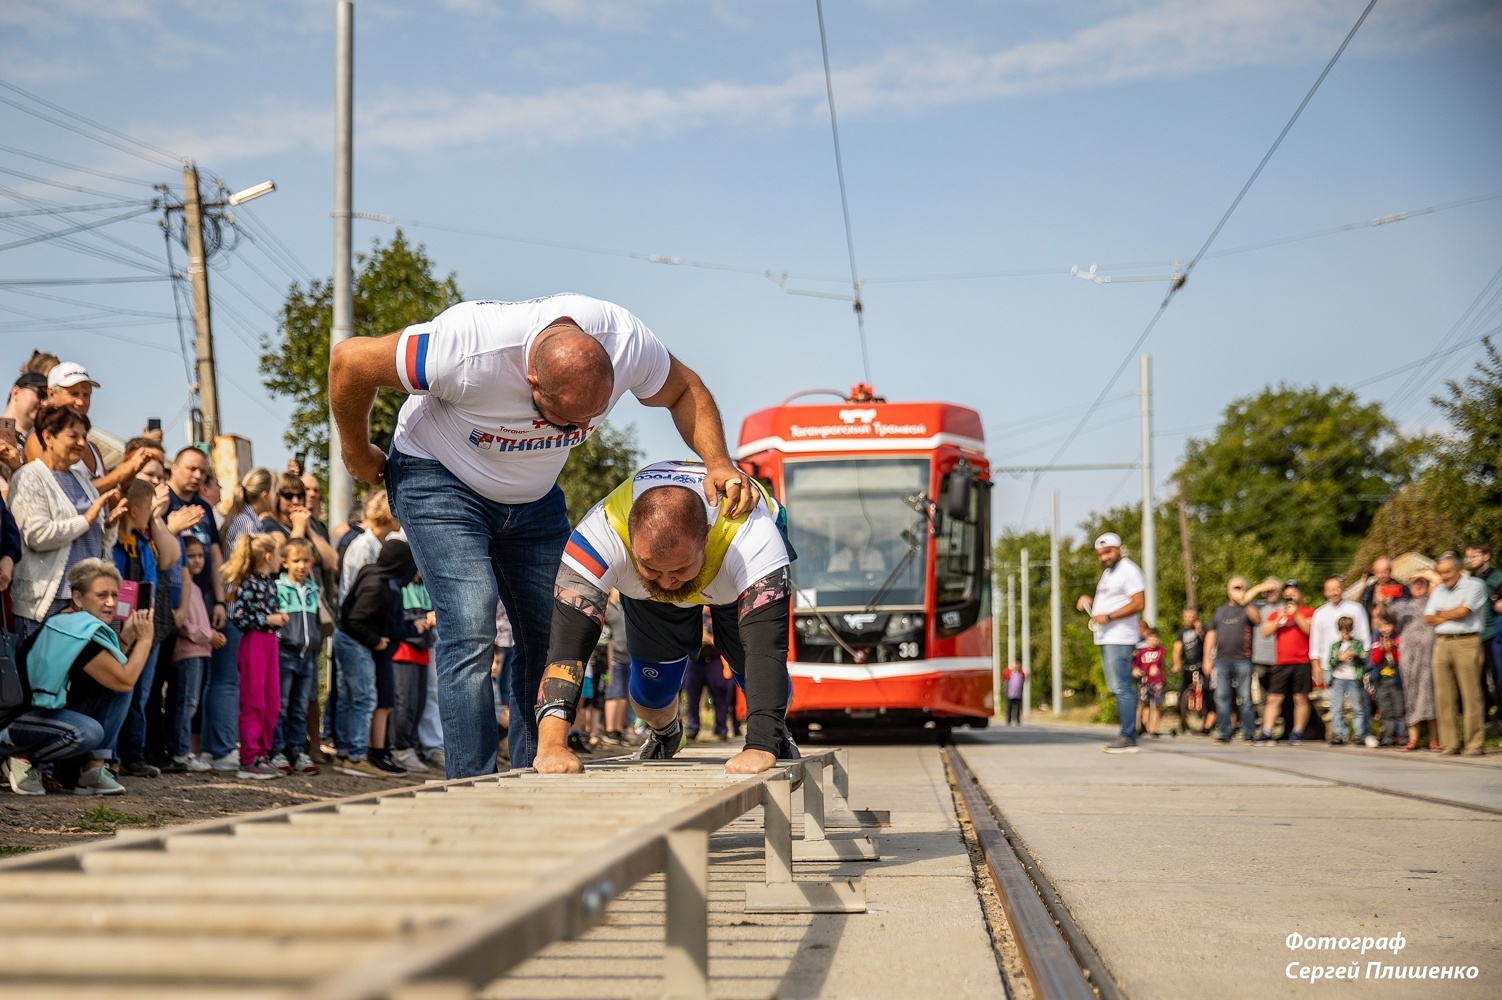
[236,758,281,781]
[207,753,239,772]
[174,753,212,773]
[423,749,446,771]
[1363,735,1379,748]
[269,753,292,774]
[393,748,428,773]
[292,753,319,775]
[4,758,45,795]
[74,764,126,796]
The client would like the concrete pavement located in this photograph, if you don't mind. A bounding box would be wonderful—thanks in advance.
[483,744,1005,999]
[957,722,1502,999]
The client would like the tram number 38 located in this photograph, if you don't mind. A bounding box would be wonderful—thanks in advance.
[897,642,920,659]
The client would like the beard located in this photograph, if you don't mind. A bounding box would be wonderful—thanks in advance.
[638,573,703,603]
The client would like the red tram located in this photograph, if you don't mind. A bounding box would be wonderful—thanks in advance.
[736,386,993,737]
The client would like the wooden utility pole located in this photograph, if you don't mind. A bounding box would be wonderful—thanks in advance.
[182,162,220,442]
[1177,494,1196,611]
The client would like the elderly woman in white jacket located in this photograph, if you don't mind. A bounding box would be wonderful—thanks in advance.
[8,404,127,637]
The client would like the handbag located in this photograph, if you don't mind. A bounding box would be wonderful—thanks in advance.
[318,601,335,640]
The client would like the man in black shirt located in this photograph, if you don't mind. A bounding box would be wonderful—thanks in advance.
[1172,607,1204,734]
[1204,576,1272,742]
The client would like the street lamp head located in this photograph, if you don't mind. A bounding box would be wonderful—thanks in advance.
[227,180,276,205]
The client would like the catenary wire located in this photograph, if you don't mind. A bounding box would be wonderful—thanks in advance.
[0,78,182,167]
[1021,0,1381,524]
[0,143,159,187]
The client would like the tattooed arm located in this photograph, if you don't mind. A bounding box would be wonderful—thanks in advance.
[536,565,611,726]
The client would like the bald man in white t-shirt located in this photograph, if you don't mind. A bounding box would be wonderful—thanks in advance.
[329,294,754,778]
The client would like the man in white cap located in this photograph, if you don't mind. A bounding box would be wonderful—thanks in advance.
[1076,531,1147,753]
[24,361,151,493]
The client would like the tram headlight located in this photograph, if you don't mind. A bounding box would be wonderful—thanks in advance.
[885,613,923,636]
[795,615,826,635]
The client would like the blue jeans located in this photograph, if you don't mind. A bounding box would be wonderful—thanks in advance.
[0,707,104,763]
[203,617,242,758]
[332,630,376,761]
[1100,644,1137,740]
[66,682,131,763]
[387,447,570,777]
[166,656,207,758]
[1212,659,1255,740]
[119,642,160,764]
[276,649,319,759]
[1328,677,1369,741]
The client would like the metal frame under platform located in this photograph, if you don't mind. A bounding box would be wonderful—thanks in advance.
[0,748,884,1000]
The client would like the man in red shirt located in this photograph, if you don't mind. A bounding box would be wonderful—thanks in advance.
[1254,580,1314,745]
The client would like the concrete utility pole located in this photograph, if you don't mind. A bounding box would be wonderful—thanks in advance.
[1178,494,1196,611]
[1140,354,1157,627]
[1021,548,1031,717]
[182,162,219,442]
[992,569,1003,719]
[328,0,356,527]
[1050,490,1063,717]
[1007,573,1018,718]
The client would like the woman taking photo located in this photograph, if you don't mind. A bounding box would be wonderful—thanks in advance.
[0,558,155,795]
[8,404,127,638]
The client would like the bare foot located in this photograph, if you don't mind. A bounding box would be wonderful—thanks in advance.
[533,746,584,774]
[725,748,776,775]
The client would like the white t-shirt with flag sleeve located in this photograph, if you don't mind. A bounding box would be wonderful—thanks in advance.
[561,462,790,607]
[391,294,672,503]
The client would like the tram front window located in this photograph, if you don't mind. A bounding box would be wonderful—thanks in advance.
[783,458,929,609]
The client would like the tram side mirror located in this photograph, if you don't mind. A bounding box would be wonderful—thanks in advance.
[944,465,974,521]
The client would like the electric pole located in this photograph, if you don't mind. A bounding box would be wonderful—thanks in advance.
[1050,490,1063,718]
[1140,354,1156,627]
[1021,548,1031,717]
[1178,494,1196,611]
[182,162,219,443]
[328,0,356,527]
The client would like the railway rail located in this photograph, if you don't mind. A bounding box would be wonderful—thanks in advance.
[0,748,886,1000]
[944,746,1123,1000]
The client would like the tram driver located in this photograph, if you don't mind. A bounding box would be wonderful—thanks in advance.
[533,460,797,776]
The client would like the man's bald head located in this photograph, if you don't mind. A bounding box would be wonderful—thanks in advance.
[630,486,708,559]
[528,321,614,428]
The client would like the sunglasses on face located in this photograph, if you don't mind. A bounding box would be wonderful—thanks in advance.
[280,491,306,501]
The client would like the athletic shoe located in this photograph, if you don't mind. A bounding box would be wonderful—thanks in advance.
[1213,735,1230,744]
[1363,735,1379,748]
[600,731,625,746]
[776,730,801,760]
[4,758,45,796]
[336,757,390,778]
[269,753,292,774]
[236,758,282,780]
[368,749,408,776]
[1252,732,1273,747]
[74,765,126,795]
[567,730,590,753]
[292,753,320,775]
[118,760,160,778]
[206,753,240,772]
[1289,731,1304,745]
[423,749,446,771]
[173,753,212,773]
[393,749,428,773]
[1103,738,1139,754]
[155,755,188,774]
[637,719,685,761]
[1329,737,1345,747]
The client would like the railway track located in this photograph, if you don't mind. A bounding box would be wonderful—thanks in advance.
[944,747,1123,1000]
[0,748,885,999]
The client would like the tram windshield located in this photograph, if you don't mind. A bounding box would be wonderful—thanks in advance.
[782,457,929,609]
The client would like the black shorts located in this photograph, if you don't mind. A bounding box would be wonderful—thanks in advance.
[1266,663,1312,698]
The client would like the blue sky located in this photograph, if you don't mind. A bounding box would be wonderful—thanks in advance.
[2,0,1499,535]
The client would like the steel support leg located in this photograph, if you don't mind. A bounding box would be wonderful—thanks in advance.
[826,748,891,829]
[664,829,709,999]
[793,758,880,861]
[745,777,865,913]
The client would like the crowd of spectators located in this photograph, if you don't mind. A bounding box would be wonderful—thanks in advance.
[0,350,741,795]
[1170,546,1501,755]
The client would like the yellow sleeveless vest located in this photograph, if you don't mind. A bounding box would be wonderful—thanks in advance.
[601,473,771,605]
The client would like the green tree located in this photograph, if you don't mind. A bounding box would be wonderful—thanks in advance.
[558,422,643,524]
[1424,338,1502,548]
[259,231,461,473]
[1176,385,1420,569]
